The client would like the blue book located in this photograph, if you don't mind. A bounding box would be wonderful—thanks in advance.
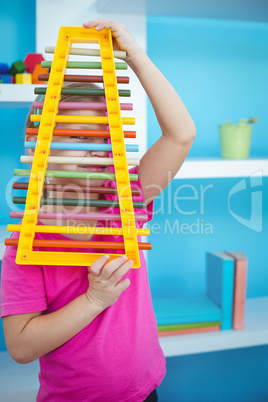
[206,252,235,330]
[152,294,221,326]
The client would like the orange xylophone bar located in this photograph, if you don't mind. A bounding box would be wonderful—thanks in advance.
[5,238,152,251]
[26,128,136,139]
[12,182,141,196]
[38,74,129,84]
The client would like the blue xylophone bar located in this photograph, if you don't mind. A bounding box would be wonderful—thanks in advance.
[24,142,139,152]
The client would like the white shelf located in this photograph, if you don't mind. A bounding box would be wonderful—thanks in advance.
[175,158,268,178]
[159,296,268,357]
[0,84,45,108]
[97,0,268,22]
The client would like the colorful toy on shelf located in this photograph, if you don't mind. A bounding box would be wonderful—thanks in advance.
[8,60,27,76]
[5,26,150,268]
[32,64,49,84]
[0,54,48,84]
[15,73,32,84]
[0,62,9,74]
[1,74,12,83]
[24,53,45,74]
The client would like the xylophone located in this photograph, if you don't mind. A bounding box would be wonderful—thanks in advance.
[5,26,151,268]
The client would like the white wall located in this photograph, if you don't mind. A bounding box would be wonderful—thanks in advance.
[36,0,147,160]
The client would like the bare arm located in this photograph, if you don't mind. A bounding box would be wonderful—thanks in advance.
[129,51,196,203]
[3,255,132,364]
[84,19,196,203]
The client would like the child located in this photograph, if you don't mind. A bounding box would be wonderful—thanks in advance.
[0,19,196,402]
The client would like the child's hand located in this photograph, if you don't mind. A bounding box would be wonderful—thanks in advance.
[85,254,133,311]
[83,19,143,63]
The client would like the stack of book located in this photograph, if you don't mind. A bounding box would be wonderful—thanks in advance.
[153,251,247,337]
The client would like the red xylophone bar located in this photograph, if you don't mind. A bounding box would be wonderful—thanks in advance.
[5,238,152,251]
[26,128,136,138]
[38,74,129,84]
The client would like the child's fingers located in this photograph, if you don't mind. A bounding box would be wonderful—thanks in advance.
[114,277,131,295]
[109,258,134,286]
[100,255,128,280]
[83,19,101,29]
[83,19,109,31]
[88,254,110,277]
[83,19,121,33]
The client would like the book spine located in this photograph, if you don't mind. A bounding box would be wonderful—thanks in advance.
[158,326,220,337]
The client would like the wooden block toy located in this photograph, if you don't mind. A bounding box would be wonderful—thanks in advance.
[0,62,9,74]
[32,64,49,84]
[8,60,27,76]
[15,73,32,84]
[24,53,45,74]
[1,74,12,83]
[5,26,151,268]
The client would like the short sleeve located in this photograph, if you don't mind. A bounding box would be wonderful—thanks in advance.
[0,232,47,318]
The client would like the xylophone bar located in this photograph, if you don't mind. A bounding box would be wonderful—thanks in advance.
[5,238,152,251]
[38,74,129,84]
[34,87,130,97]
[14,169,138,181]
[45,46,127,59]
[41,61,128,70]
[13,197,146,209]
[26,128,136,139]
[30,115,134,125]
[24,142,138,152]
[8,225,150,237]
[12,182,141,196]
[10,211,148,222]
[32,101,133,111]
[20,155,140,167]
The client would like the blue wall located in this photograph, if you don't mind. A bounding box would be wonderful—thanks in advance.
[147,16,268,299]
[148,177,268,298]
[147,15,268,402]
[0,1,36,226]
[147,16,268,157]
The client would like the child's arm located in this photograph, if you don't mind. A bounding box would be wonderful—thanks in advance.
[3,255,132,364]
[84,19,196,204]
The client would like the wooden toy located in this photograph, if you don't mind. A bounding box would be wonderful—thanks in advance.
[0,62,9,74]
[8,60,27,76]
[1,74,12,83]
[6,27,151,268]
[32,64,49,84]
[24,53,45,74]
[15,73,32,84]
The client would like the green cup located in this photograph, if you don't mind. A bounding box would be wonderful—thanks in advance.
[218,120,253,159]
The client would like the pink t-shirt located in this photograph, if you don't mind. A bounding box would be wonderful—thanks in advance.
[0,167,166,402]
